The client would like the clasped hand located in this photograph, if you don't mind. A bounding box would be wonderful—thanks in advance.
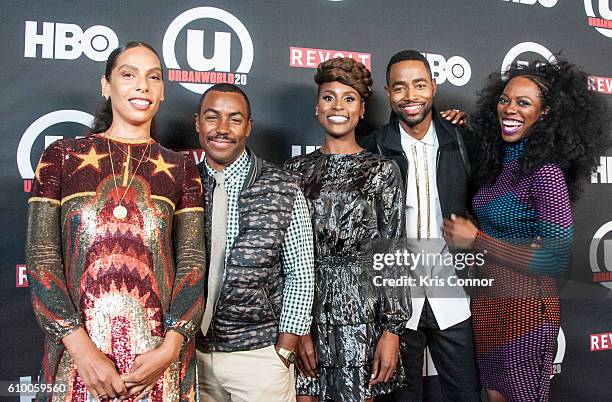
[64,329,182,401]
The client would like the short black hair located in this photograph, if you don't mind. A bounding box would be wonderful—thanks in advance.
[386,50,432,84]
[198,83,251,119]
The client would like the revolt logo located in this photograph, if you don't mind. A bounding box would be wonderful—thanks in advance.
[163,7,253,94]
[16,265,28,288]
[589,221,612,288]
[588,75,612,95]
[17,110,93,192]
[24,21,118,61]
[590,331,612,351]
[289,47,371,71]
[500,41,556,75]
[177,149,205,165]
[585,0,612,38]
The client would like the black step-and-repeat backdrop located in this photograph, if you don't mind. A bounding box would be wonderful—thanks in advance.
[1,1,611,400]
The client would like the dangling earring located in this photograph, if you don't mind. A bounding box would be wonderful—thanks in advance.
[315,111,318,116]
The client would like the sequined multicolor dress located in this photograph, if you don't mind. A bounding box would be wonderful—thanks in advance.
[26,134,205,401]
[285,149,410,402]
[471,140,573,401]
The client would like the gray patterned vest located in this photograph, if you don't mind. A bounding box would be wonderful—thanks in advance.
[196,151,300,352]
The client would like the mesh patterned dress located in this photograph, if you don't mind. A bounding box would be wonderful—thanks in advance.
[26,134,205,401]
[470,140,573,401]
[285,149,410,402]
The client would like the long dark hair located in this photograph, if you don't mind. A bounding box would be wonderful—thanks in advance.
[91,42,163,138]
[471,59,610,202]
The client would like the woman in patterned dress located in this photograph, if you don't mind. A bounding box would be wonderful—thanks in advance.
[26,42,205,401]
[285,57,410,402]
[443,60,609,402]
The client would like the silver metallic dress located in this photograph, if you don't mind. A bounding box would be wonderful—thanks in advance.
[285,149,410,402]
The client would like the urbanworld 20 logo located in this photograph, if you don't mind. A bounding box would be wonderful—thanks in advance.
[500,41,557,75]
[17,110,93,192]
[162,7,253,94]
[589,221,612,289]
[585,0,612,38]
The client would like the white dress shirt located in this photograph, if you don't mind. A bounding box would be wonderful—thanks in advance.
[400,122,443,240]
[399,122,471,330]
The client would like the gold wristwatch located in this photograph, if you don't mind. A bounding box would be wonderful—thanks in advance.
[276,347,297,364]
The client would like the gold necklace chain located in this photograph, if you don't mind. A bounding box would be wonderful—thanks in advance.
[411,145,422,241]
[423,145,431,239]
[412,143,431,240]
[107,139,151,217]
[110,139,152,163]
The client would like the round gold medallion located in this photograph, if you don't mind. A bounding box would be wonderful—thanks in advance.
[113,205,128,219]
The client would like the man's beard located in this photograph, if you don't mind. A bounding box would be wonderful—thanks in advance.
[397,103,433,127]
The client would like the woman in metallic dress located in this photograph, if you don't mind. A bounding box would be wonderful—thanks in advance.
[285,57,410,402]
[25,42,205,401]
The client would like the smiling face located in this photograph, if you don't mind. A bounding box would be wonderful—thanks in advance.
[195,90,252,171]
[316,81,364,140]
[497,76,549,143]
[101,46,164,133]
[386,60,436,133]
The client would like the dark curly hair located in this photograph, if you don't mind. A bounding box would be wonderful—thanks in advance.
[314,57,373,101]
[470,59,610,201]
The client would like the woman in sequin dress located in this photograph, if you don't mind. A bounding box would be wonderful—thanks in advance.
[285,57,410,402]
[26,42,205,401]
[444,60,609,402]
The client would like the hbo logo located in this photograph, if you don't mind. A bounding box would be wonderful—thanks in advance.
[24,21,118,61]
[423,53,472,86]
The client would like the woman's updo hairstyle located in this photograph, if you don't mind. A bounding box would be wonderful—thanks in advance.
[314,57,373,101]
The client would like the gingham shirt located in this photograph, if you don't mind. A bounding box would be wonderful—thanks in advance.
[205,151,314,335]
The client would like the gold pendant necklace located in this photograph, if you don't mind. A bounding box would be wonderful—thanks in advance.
[106,138,151,219]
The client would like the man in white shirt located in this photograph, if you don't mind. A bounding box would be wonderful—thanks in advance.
[360,50,480,401]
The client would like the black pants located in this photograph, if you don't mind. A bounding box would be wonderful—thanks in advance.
[378,300,481,402]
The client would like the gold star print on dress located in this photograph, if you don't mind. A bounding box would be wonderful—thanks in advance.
[34,160,51,182]
[26,134,205,401]
[71,146,109,172]
[150,153,177,180]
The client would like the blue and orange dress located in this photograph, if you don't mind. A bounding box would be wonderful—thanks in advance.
[470,139,573,401]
